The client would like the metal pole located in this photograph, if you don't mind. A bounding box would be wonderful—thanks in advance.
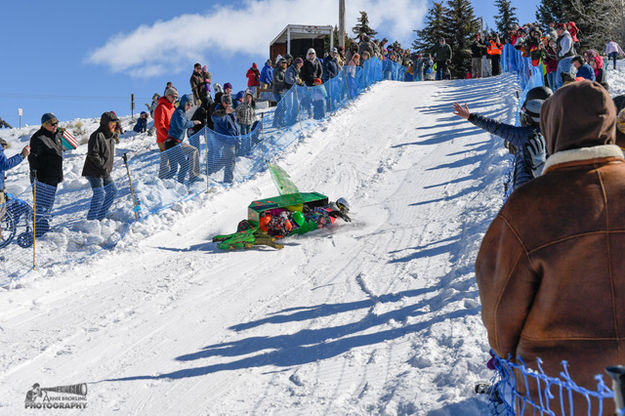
[260,113,266,164]
[32,172,36,271]
[204,126,210,194]
[131,93,135,121]
[122,153,139,221]
[339,0,345,49]
[294,85,304,134]
[606,366,625,413]
[287,27,291,56]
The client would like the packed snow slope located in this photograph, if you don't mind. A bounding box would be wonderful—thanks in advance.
[1,74,521,415]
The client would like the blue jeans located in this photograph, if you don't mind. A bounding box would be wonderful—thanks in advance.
[547,71,557,91]
[32,180,57,237]
[86,176,117,221]
[240,124,252,156]
[221,142,237,183]
[555,57,573,90]
[609,52,618,69]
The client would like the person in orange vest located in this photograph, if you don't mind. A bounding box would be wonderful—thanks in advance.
[487,33,503,76]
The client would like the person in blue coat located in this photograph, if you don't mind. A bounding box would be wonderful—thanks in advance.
[133,112,148,133]
[571,56,595,81]
[211,94,241,183]
[452,86,554,191]
[322,48,340,82]
[164,94,202,183]
[260,59,274,90]
[0,137,30,222]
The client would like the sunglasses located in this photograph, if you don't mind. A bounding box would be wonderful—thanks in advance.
[48,122,58,126]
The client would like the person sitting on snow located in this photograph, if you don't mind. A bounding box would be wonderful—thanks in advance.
[452,86,553,191]
[133,112,148,133]
[571,55,595,81]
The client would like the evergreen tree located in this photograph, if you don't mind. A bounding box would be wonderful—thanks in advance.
[352,11,378,40]
[535,0,568,29]
[445,0,480,78]
[494,0,519,35]
[534,0,614,51]
[412,2,452,55]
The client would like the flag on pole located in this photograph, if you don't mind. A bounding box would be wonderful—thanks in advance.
[61,129,78,150]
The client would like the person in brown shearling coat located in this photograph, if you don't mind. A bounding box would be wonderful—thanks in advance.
[476,81,625,415]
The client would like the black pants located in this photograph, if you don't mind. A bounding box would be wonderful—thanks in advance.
[491,55,501,76]
[435,61,448,80]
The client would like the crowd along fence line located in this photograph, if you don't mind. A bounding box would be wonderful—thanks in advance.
[486,44,624,416]
[0,57,406,283]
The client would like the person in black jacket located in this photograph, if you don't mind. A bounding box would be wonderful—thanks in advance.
[82,112,118,220]
[28,112,64,236]
[190,63,209,107]
[301,48,323,86]
[470,33,486,78]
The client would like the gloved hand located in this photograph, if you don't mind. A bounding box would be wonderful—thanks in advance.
[525,133,546,178]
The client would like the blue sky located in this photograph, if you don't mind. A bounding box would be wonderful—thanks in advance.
[0,0,539,127]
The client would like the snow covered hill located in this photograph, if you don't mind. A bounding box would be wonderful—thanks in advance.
[2,65,621,415]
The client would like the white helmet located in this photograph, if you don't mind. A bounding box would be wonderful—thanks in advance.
[336,197,350,213]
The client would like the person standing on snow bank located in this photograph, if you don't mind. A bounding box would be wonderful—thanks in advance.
[154,87,177,179]
[301,48,323,87]
[82,112,119,221]
[0,137,30,227]
[165,94,202,183]
[190,63,209,107]
[246,63,261,97]
[452,86,553,191]
[211,94,240,184]
[28,112,64,236]
[434,38,452,80]
[605,40,625,70]
[554,23,575,90]
[471,33,486,78]
[475,81,624,416]
[259,59,274,92]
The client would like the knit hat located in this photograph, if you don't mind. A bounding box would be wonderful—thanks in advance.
[295,57,303,65]
[41,112,58,125]
[164,87,178,98]
[313,78,322,85]
[214,83,223,93]
[223,82,233,90]
[331,47,338,54]
[221,94,233,106]
[244,89,254,97]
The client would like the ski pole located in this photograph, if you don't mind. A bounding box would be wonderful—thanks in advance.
[32,171,36,271]
[204,126,210,194]
[260,113,266,165]
[122,153,140,221]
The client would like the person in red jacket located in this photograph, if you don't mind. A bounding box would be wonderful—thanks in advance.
[567,22,579,46]
[153,87,178,179]
[246,63,260,98]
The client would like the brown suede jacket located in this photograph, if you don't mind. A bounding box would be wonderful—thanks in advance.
[476,81,623,414]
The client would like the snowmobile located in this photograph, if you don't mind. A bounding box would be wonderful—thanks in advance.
[212,164,351,250]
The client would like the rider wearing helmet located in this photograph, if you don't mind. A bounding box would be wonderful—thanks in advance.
[452,86,553,190]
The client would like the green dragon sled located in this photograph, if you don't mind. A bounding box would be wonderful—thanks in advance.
[212,164,351,250]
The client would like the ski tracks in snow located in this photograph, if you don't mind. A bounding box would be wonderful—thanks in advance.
[0,75,520,415]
